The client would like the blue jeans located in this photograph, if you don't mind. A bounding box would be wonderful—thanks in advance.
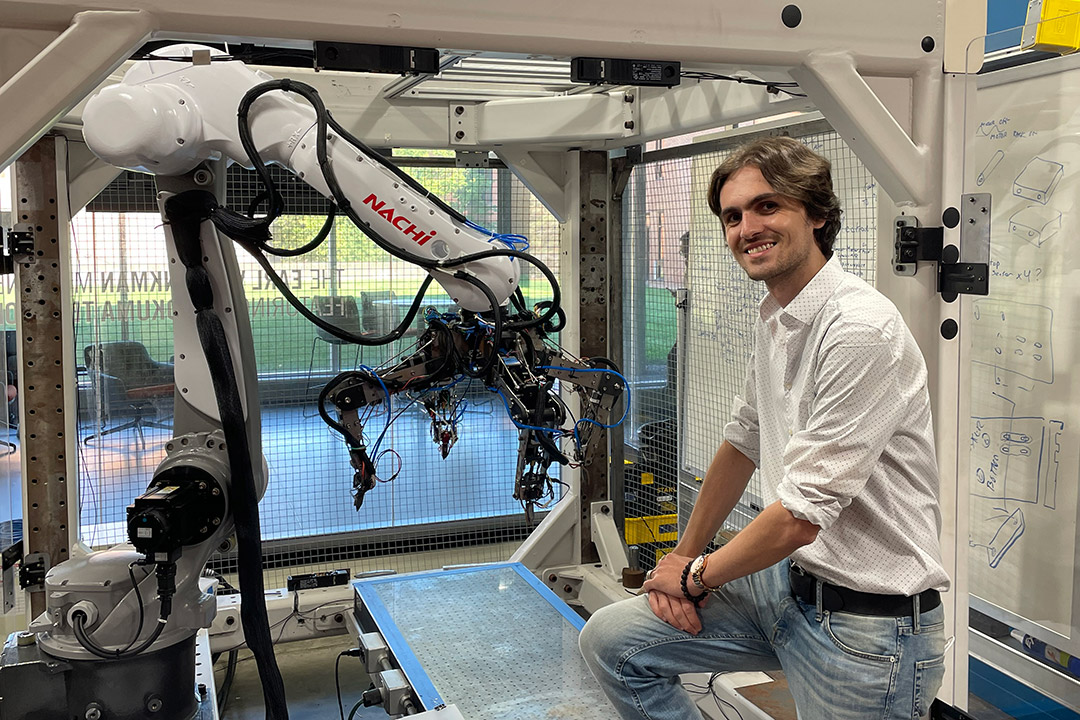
[579,560,945,720]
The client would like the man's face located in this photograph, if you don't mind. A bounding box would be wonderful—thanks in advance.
[718,165,826,304]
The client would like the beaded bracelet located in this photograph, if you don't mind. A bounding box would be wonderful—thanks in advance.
[680,559,709,607]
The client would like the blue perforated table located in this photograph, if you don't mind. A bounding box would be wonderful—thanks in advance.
[353,562,617,719]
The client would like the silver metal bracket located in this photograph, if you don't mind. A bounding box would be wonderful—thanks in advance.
[959,192,992,261]
[939,193,991,300]
[449,103,477,146]
[454,150,489,168]
[2,540,22,612]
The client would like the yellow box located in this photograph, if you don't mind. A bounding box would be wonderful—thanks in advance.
[1024,0,1080,54]
[640,471,654,486]
[625,514,678,545]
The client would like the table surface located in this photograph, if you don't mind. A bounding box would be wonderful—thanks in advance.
[126,382,175,399]
[354,562,616,720]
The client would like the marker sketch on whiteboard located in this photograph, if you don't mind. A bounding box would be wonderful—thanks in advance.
[969,393,1063,568]
[971,299,1054,390]
[1013,156,1064,204]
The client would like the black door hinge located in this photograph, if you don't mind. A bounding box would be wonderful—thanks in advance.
[895,195,992,300]
[895,223,943,265]
[939,261,989,298]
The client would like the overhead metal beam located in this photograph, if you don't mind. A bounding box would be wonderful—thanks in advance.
[0,0,943,68]
[0,9,154,171]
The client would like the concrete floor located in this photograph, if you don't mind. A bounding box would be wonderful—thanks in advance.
[220,644,1019,720]
[217,634,387,720]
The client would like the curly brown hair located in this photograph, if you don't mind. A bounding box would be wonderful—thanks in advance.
[706,136,842,259]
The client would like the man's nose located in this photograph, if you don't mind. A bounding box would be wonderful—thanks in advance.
[740,212,764,239]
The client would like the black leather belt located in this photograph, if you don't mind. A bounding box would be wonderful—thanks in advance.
[789,563,940,617]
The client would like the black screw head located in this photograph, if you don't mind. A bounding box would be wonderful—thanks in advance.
[781,5,802,28]
[921,36,936,53]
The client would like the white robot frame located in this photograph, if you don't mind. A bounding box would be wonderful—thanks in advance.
[0,0,986,712]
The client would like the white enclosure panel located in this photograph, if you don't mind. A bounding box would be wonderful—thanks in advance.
[964,51,1080,656]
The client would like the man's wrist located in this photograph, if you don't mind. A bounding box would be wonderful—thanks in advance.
[690,553,723,592]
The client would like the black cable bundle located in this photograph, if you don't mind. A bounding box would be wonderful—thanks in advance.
[164,190,289,720]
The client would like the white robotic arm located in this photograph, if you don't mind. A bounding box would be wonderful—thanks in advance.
[82,44,520,312]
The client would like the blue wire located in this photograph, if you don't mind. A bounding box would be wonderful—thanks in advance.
[464,219,530,252]
[453,398,469,422]
[371,395,420,458]
[358,365,393,454]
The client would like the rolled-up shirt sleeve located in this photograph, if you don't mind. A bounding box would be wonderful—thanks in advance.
[723,350,760,466]
[777,323,907,530]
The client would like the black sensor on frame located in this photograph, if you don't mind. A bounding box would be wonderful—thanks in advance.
[314,41,438,75]
[571,57,681,87]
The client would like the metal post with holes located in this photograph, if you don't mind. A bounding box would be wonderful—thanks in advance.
[13,135,74,617]
[577,150,615,563]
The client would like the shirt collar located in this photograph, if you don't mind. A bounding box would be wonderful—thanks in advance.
[759,256,846,325]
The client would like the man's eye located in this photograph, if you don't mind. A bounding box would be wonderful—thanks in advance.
[724,215,740,226]
[761,202,779,212]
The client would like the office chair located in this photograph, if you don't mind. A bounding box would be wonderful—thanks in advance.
[83,341,175,448]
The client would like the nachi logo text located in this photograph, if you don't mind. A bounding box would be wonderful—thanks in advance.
[362,194,436,246]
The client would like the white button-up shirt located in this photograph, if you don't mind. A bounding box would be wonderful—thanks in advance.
[724,257,950,595]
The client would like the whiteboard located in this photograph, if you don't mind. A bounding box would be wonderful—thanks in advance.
[682,126,879,504]
[965,54,1080,652]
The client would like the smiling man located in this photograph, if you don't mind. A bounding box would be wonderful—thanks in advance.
[580,136,950,720]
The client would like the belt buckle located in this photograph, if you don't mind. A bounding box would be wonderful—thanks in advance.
[790,561,807,577]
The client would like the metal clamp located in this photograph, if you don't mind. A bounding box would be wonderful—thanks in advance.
[893,216,942,275]
[19,552,48,591]
[0,224,35,275]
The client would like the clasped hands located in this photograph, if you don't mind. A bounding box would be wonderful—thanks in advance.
[641,551,708,635]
